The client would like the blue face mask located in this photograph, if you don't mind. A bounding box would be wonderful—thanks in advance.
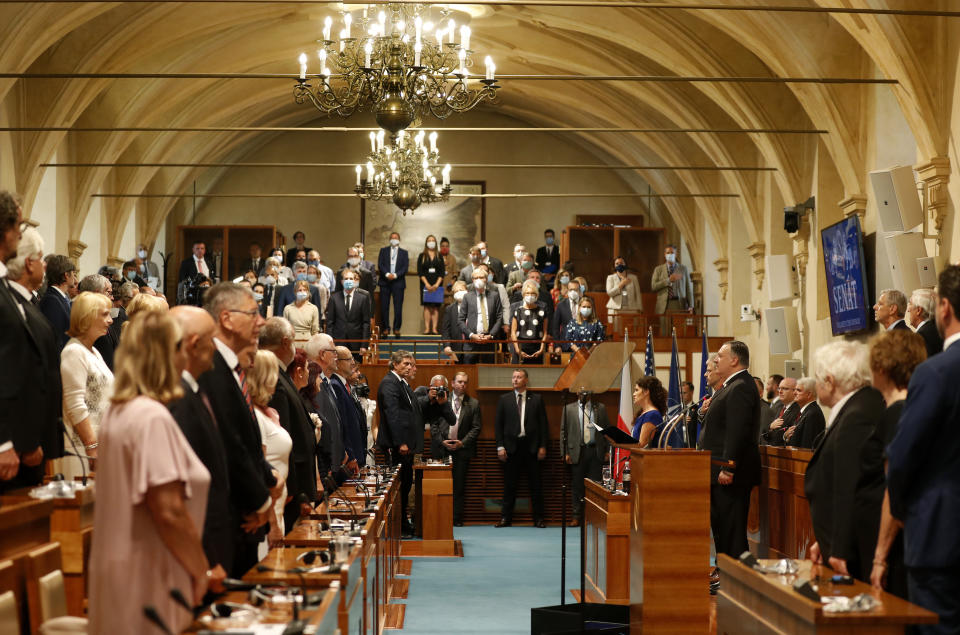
[253,293,264,302]
[308,260,320,268]
[580,284,587,295]
[126,270,136,280]
[296,291,309,302]
[296,273,308,281]
[487,273,494,282]
[306,273,318,283]
[559,276,570,286]
[343,279,356,291]
[545,236,554,246]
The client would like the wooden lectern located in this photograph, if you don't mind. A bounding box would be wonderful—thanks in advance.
[625,447,711,634]
[407,462,457,557]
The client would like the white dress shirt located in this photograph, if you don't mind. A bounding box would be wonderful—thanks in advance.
[194,255,210,278]
[390,246,398,274]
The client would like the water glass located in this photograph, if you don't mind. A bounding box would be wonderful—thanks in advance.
[602,465,612,489]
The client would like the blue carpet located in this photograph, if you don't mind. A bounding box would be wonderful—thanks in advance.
[401,526,583,634]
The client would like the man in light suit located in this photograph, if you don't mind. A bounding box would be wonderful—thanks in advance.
[782,377,825,449]
[605,257,643,323]
[651,244,694,335]
[495,368,549,528]
[562,392,610,526]
[377,232,409,336]
[908,288,943,358]
[326,269,371,357]
[874,288,910,331]
[430,372,481,526]
[459,268,503,364]
[887,265,960,633]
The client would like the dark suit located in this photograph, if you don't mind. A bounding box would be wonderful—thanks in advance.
[495,389,549,523]
[483,256,506,285]
[377,245,409,333]
[273,282,323,317]
[93,307,125,371]
[762,400,800,446]
[335,267,375,295]
[562,400,609,520]
[551,296,578,341]
[441,302,464,358]
[311,377,345,483]
[375,371,425,527]
[430,392,480,524]
[285,246,312,268]
[917,320,943,359]
[236,256,266,278]
[459,288,503,364]
[699,369,762,558]
[330,374,366,467]
[178,256,214,283]
[269,368,319,532]
[325,290,371,353]
[535,245,560,281]
[887,340,960,631]
[890,319,911,331]
[198,348,276,576]
[804,386,885,581]
[38,286,71,352]
[168,380,235,574]
[783,401,825,449]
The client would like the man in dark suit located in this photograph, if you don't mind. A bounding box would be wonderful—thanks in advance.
[285,231,311,268]
[178,240,214,283]
[908,288,943,358]
[337,246,376,294]
[562,392,609,526]
[535,229,560,286]
[331,345,367,473]
[459,269,503,364]
[477,240,505,285]
[306,334,347,485]
[273,262,323,316]
[236,241,266,279]
[887,266,960,633]
[874,288,910,331]
[377,232,409,336]
[441,282,467,362]
[199,282,278,577]
[326,269,371,357]
[495,368,549,527]
[804,341,886,583]
[259,317,319,532]
[375,350,425,534]
[782,377,825,449]
[39,254,77,352]
[430,371,481,526]
[762,376,800,445]
[551,279,581,347]
[168,306,233,580]
[700,340,761,560]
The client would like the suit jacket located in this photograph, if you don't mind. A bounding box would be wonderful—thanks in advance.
[38,286,71,352]
[535,245,560,277]
[22,297,64,459]
[605,273,643,313]
[887,341,960,568]
[803,386,885,570]
[430,393,481,459]
[268,369,318,507]
[335,267,375,295]
[377,246,409,288]
[285,246,313,268]
[330,375,366,464]
[374,372,425,452]
[178,256,214,282]
[236,257,266,278]
[310,378,346,479]
[699,369,762,487]
[0,281,46,460]
[483,257,506,284]
[495,390,549,455]
[441,302,464,353]
[273,282,323,317]
[788,401,825,449]
[551,296,578,340]
[198,350,275,517]
[94,307,125,371]
[168,381,235,573]
[762,400,800,446]
[917,320,943,358]
[890,320,911,331]
[325,290,371,345]
[651,262,694,314]
[562,401,610,464]
[458,288,503,338]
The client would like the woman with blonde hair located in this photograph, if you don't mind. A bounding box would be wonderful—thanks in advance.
[121,293,168,338]
[88,312,221,633]
[551,268,572,305]
[283,279,320,346]
[562,295,606,353]
[246,349,292,553]
[510,279,549,364]
[59,291,114,480]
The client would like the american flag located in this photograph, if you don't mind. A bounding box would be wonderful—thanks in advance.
[644,327,655,376]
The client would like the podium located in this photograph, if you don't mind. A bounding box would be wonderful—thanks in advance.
[626,447,711,634]
[406,461,457,557]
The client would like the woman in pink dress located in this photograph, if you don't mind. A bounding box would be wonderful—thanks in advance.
[88,312,221,634]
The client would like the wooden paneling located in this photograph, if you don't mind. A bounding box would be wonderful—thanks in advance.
[583,479,630,605]
[757,446,816,560]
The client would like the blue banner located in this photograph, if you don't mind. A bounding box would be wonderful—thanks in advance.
[821,214,870,335]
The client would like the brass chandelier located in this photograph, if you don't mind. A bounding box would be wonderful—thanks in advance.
[355,129,452,214]
[294,4,499,134]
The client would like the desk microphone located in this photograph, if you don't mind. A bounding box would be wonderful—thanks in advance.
[143,605,174,635]
[323,474,361,536]
[169,588,202,618]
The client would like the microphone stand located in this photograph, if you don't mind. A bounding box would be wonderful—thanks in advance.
[559,388,569,606]
[63,430,88,487]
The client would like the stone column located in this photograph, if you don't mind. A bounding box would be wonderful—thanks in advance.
[106,256,124,270]
[747,242,765,290]
[689,271,703,313]
[713,258,729,301]
[67,239,87,268]
[915,157,950,242]
[839,195,867,224]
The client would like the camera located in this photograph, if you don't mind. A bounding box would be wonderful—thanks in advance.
[177,273,212,307]
[434,386,447,399]
[353,383,370,399]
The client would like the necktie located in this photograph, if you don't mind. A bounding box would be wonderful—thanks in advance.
[235,365,256,420]
[449,396,461,440]
[582,404,593,445]
[199,391,218,430]
[479,293,489,332]
[517,392,525,437]
[346,292,352,313]
[779,406,786,418]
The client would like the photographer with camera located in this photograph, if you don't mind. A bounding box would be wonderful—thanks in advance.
[429,372,480,526]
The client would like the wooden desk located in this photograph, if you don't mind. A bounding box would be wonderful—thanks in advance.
[580,479,630,605]
[183,587,340,635]
[49,486,94,616]
[409,462,456,556]
[758,446,815,559]
[717,554,938,634]
[0,496,55,635]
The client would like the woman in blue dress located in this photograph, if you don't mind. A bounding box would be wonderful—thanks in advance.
[561,296,606,352]
[632,376,668,447]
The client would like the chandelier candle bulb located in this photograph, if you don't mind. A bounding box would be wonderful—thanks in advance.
[378,11,386,34]
[448,19,455,44]
[355,164,362,186]
[485,56,495,80]
[377,130,384,150]
[443,164,451,185]
[429,131,437,153]
[460,26,471,51]
[369,131,376,153]
[298,53,307,80]
[344,13,352,39]
[414,42,422,67]
[366,162,374,182]
[323,16,332,42]
[415,17,422,42]
[364,41,372,68]
[458,48,467,76]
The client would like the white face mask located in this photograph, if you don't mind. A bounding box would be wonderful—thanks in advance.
[524,294,537,306]
[454,290,467,302]
[137,249,147,259]
[473,279,486,291]
[665,253,676,264]
[296,291,309,302]
[568,290,580,302]
[579,306,592,318]
[426,241,436,249]
[390,238,400,247]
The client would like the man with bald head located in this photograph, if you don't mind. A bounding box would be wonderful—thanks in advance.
[305,333,347,483]
[763,376,800,446]
[168,306,231,582]
[330,345,367,474]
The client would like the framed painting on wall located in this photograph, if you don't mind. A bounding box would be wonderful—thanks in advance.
[360,181,485,272]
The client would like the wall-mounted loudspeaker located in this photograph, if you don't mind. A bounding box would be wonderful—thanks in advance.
[765,306,799,356]
[784,360,803,379]
[885,232,927,293]
[767,254,800,302]
[917,257,937,288]
[870,166,923,232]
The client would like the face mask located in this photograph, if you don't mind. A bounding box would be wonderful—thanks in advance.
[296,291,309,302]
[440,246,450,255]
[264,275,276,286]
[615,264,627,273]
[487,273,494,283]
[308,260,320,267]
[390,238,400,247]
[296,273,308,281]
[480,249,487,258]
[426,241,436,250]
[665,253,676,263]
[579,307,592,318]
[253,292,264,302]
[545,237,554,246]
[343,279,356,291]
[347,257,360,267]
[560,276,570,286]
[137,249,147,259]
[357,250,364,260]
[521,261,533,271]
[568,290,580,302]
[306,274,318,283]
[454,290,467,302]
[524,294,537,305]
[580,284,587,295]
[474,279,485,291]
[126,270,136,280]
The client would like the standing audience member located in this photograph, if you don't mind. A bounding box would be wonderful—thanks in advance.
[631,376,667,446]
[804,341,886,583]
[39,254,77,351]
[510,280,548,364]
[503,243,526,282]
[562,392,610,527]
[331,346,367,473]
[874,289,910,331]
[457,245,482,284]
[552,278,580,348]
[238,242,266,278]
[476,241,505,285]
[605,257,643,322]
[561,295,605,353]
[431,372,480,526]
[417,234,445,335]
[495,369,548,528]
[283,279,320,346]
[439,237,459,300]
[275,261,322,316]
[79,274,120,369]
[651,244,695,331]
[781,377,825,449]
[441,281,468,362]
[326,268,372,357]
[762,377,799,445]
[88,312,224,634]
[59,292,114,480]
[350,242,377,286]
[135,243,161,285]
[378,232,409,337]
[304,334,347,483]
[178,240,212,282]
[306,264,331,319]
[551,269,572,306]
[887,265,960,632]
[908,288,943,358]
[337,246,375,294]
[285,231,310,268]
[535,229,559,285]
[460,267,503,364]
[864,330,926,600]
[506,252,535,297]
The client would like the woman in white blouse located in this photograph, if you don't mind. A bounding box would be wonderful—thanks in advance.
[283,280,320,346]
[59,291,115,480]
[247,350,292,555]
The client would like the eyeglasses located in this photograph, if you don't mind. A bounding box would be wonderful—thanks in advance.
[227,308,260,317]
[337,357,353,361]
